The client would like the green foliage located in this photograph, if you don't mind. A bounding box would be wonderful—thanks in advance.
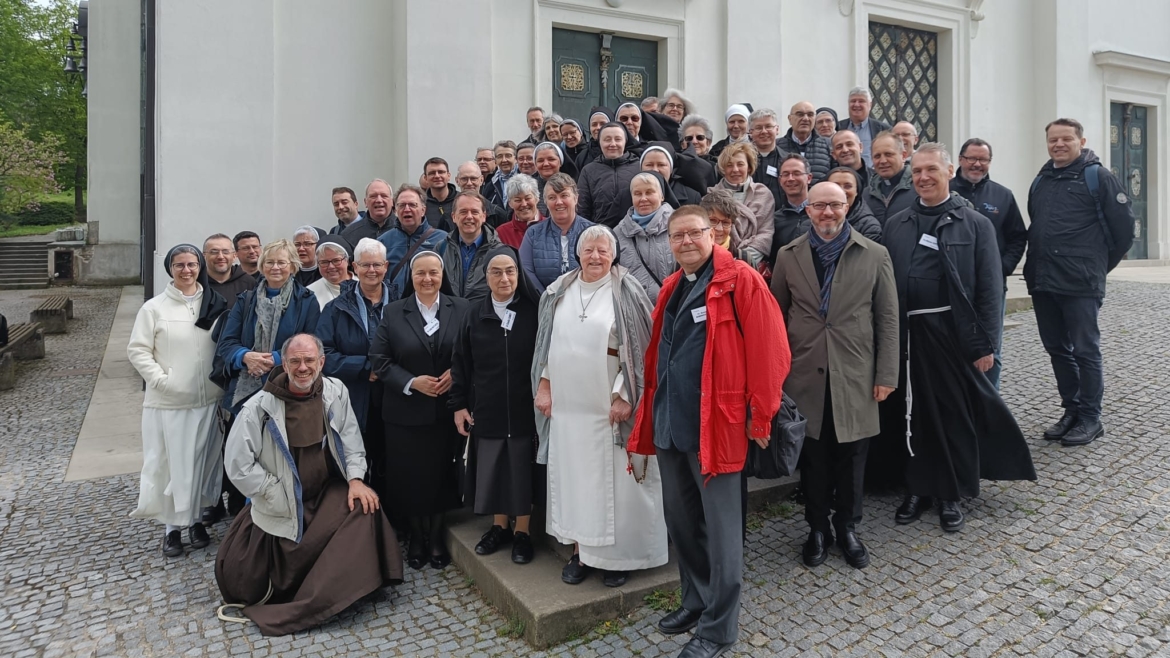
[0,220,72,239]
[17,200,74,225]
[0,121,67,213]
[0,0,87,199]
[496,615,525,639]
[644,587,682,612]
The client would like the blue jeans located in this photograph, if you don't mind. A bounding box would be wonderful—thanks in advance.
[986,289,1006,390]
[1031,292,1104,421]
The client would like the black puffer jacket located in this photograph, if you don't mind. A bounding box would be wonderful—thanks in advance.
[844,196,884,243]
[752,144,789,208]
[1024,150,1134,297]
[776,129,833,184]
[884,194,1003,361]
[577,152,640,228]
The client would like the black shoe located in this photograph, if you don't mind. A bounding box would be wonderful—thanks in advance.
[801,529,832,568]
[939,500,965,532]
[510,531,533,564]
[677,635,733,658]
[200,502,225,527]
[1043,411,1079,440]
[1061,419,1104,447]
[837,531,870,569]
[162,530,183,558]
[475,525,514,556]
[429,550,451,570]
[658,607,702,635]
[602,570,628,587]
[407,536,427,570]
[561,553,592,585]
[895,495,932,524]
[189,523,211,549]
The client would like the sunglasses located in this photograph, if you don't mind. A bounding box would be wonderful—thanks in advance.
[683,135,708,143]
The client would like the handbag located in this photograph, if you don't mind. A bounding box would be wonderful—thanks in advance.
[744,392,806,479]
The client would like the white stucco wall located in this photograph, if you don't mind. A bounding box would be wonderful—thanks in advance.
[83,0,1168,292]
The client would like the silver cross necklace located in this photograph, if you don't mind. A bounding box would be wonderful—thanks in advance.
[578,283,601,321]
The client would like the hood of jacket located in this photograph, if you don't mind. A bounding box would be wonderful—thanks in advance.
[1039,148,1100,177]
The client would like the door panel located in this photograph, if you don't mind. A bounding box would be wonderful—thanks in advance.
[1111,103,1149,259]
[868,22,939,142]
[551,28,658,127]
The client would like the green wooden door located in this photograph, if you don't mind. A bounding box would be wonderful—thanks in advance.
[1110,103,1149,259]
[552,28,658,127]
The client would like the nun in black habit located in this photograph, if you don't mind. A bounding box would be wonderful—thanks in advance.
[449,246,543,564]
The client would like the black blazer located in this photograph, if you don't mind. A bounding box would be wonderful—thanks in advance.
[369,293,471,426]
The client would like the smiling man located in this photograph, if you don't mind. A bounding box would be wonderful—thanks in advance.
[440,191,503,304]
[342,179,396,245]
[1025,118,1135,447]
[203,233,253,309]
[830,129,872,190]
[836,87,891,167]
[748,108,789,207]
[377,184,448,301]
[880,143,1035,534]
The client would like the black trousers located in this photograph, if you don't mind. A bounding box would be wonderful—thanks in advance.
[801,389,869,535]
[219,413,246,514]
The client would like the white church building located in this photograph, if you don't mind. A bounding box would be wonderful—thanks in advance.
[84,0,1169,293]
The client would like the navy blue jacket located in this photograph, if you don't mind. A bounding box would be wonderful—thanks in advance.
[1025,150,1135,297]
[317,280,386,428]
[950,171,1027,279]
[212,281,321,415]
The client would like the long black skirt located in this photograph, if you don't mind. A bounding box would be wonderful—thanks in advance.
[465,433,535,517]
[903,312,1036,500]
[385,421,462,517]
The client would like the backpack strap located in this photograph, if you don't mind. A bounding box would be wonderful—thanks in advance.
[1030,164,1114,251]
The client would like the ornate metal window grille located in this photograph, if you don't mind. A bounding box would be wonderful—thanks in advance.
[868,21,939,142]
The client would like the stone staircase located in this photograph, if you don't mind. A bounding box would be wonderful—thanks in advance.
[0,241,50,289]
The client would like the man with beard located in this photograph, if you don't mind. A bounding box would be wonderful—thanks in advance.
[342,179,396,244]
[521,106,545,145]
[233,231,263,280]
[882,143,1035,532]
[949,138,1027,390]
[771,181,899,570]
[204,234,254,309]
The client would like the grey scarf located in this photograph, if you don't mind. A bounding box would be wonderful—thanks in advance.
[232,279,294,405]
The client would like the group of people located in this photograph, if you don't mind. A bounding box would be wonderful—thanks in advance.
[125,83,1135,656]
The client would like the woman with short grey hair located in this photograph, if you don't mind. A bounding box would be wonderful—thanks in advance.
[680,115,714,158]
[498,173,546,250]
[659,88,695,124]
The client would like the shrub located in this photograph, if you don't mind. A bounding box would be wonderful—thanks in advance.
[16,200,75,226]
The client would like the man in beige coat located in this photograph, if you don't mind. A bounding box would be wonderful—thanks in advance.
[771,182,899,570]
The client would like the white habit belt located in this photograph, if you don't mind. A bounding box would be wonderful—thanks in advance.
[904,306,951,457]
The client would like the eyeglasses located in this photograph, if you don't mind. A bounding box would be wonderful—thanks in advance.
[668,227,711,244]
[751,124,778,132]
[355,262,387,271]
[284,357,320,368]
[264,260,292,269]
[171,263,200,271]
[293,241,318,249]
[396,202,422,210]
[663,102,685,111]
[682,135,708,143]
[959,155,992,165]
[779,171,809,179]
[710,219,735,228]
[319,257,347,268]
[809,202,848,212]
[456,176,482,185]
[204,249,234,257]
[487,267,517,277]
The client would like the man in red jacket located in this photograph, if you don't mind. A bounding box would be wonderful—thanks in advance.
[628,205,791,658]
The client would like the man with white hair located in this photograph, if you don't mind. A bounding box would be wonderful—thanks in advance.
[748,108,789,207]
[836,87,891,167]
[456,161,509,228]
[710,103,751,159]
[293,226,324,286]
[341,179,396,245]
[892,122,919,159]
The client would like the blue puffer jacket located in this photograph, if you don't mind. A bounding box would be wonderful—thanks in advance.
[377,219,449,300]
[317,280,388,428]
[212,280,321,415]
[519,215,593,293]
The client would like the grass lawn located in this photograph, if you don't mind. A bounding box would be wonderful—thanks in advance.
[38,190,87,205]
[0,223,74,239]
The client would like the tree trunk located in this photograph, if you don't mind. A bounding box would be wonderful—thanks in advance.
[74,162,85,222]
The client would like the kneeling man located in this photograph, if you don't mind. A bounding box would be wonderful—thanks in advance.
[217,333,403,636]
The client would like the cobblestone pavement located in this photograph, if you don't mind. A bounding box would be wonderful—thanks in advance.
[2,281,1169,657]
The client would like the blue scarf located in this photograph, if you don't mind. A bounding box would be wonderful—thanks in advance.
[807,222,851,318]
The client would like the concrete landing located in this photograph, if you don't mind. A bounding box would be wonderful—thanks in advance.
[65,285,145,481]
[447,474,798,648]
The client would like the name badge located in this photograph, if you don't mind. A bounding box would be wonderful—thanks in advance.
[766,165,778,177]
[424,318,440,336]
[918,234,939,250]
[691,306,708,323]
[501,309,516,331]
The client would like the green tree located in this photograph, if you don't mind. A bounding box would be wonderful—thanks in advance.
[0,120,67,215]
[0,0,87,219]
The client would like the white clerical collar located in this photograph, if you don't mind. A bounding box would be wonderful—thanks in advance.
[685,272,698,282]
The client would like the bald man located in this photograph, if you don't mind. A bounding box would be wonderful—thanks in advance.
[455,162,509,228]
[778,101,833,184]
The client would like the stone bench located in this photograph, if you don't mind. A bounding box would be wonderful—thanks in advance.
[30,295,73,334]
[0,323,45,390]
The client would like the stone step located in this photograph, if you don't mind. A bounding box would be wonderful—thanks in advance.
[447,474,797,648]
